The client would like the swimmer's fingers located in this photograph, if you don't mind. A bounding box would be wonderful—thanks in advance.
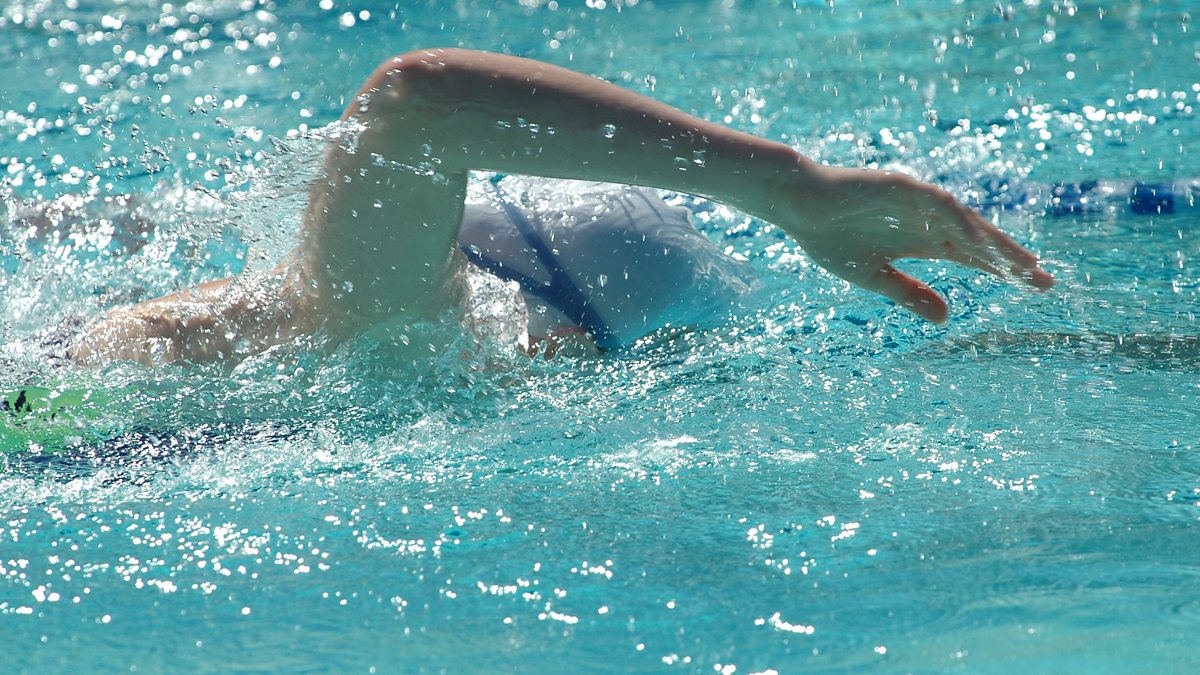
[857,264,948,324]
[941,205,1055,289]
[979,218,1056,289]
[937,238,1008,278]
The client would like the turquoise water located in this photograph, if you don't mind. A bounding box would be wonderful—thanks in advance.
[3,0,1199,671]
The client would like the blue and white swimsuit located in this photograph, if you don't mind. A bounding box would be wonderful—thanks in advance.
[457,178,753,349]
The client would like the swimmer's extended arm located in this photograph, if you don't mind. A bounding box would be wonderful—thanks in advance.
[309,48,1052,328]
[75,48,1055,366]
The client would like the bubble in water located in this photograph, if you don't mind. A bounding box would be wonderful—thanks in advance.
[600,124,617,139]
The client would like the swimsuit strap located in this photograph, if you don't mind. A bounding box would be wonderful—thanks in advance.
[460,185,620,349]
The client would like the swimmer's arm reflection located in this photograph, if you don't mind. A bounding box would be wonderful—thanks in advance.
[71,48,1054,365]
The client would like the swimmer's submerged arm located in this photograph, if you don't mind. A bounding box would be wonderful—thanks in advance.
[307,48,1053,330]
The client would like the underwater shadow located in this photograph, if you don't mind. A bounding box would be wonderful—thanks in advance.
[928,330,1200,372]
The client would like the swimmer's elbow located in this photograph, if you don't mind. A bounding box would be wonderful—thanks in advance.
[355,49,476,117]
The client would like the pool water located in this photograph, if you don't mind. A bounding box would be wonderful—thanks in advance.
[3,0,1199,672]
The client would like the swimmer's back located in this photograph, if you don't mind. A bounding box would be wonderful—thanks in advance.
[457,178,752,348]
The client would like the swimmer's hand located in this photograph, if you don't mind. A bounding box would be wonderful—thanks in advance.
[772,165,1055,323]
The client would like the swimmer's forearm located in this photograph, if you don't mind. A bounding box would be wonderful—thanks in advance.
[346,48,815,221]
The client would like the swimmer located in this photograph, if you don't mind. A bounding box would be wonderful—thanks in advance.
[50,48,1053,366]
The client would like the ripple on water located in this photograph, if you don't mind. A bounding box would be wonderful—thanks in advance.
[1162,593,1200,627]
[935,329,1200,373]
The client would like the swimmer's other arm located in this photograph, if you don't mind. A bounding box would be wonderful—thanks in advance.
[73,49,1054,365]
